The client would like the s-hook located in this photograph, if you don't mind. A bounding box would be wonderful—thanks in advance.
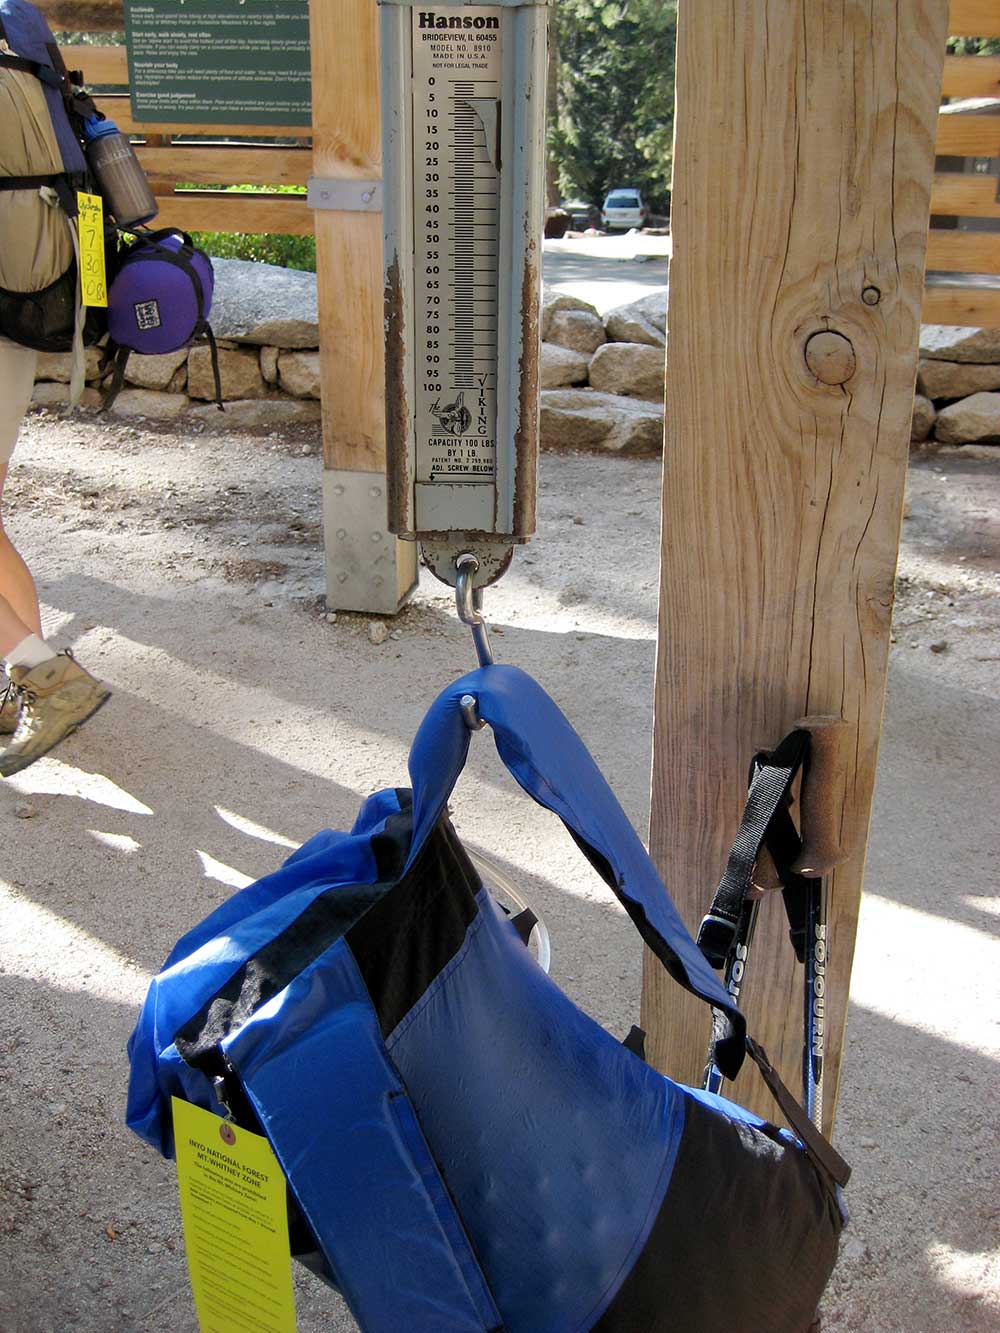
[455,553,495,669]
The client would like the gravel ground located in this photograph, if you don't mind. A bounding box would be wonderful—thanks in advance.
[0,408,997,1332]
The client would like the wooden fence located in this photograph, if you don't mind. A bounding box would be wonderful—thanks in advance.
[928,1,1000,324]
[49,22,313,238]
[42,1,1000,323]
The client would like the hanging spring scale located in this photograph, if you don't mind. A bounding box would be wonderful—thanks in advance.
[380,0,548,670]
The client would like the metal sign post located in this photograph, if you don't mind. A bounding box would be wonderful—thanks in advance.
[380,0,547,590]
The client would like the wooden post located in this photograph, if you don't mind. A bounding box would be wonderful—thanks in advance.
[641,0,949,1130]
[309,0,418,614]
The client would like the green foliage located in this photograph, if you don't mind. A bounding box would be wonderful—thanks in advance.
[947,37,1000,56]
[190,229,316,271]
[180,184,316,271]
[59,32,125,45]
[551,0,677,213]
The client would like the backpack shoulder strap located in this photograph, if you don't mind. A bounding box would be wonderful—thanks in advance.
[405,666,852,1188]
[405,665,748,1078]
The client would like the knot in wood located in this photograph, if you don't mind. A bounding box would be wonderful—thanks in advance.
[805,331,857,386]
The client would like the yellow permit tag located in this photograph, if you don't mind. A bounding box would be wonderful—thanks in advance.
[172,1097,297,1333]
[76,191,108,308]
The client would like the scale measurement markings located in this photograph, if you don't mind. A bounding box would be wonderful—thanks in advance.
[411,8,502,489]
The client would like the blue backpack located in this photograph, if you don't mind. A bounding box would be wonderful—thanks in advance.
[127,666,848,1333]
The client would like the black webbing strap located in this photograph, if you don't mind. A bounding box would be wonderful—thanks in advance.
[200,323,224,411]
[0,173,63,191]
[696,730,810,968]
[763,801,815,963]
[97,344,132,411]
[746,1038,851,1188]
[0,48,62,87]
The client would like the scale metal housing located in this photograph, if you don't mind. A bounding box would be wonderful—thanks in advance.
[380,0,547,587]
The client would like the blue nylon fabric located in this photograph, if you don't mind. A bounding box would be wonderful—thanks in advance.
[0,1,87,173]
[126,790,402,1156]
[387,888,686,1333]
[124,666,771,1330]
[406,665,742,1041]
[225,940,503,1333]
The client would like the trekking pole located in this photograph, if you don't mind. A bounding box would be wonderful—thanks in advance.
[701,749,798,1095]
[790,717,851,1131]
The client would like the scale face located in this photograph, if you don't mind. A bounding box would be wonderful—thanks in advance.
[412,9,501,506]
[381,0,547,586]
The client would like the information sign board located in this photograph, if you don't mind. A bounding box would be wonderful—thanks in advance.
[123,1,311,126]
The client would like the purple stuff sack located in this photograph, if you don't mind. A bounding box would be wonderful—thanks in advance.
[101,228,222,409]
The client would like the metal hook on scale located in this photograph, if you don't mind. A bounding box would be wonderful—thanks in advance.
[455,552,495,670]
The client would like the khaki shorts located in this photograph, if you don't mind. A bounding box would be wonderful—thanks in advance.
[0,340,38,467]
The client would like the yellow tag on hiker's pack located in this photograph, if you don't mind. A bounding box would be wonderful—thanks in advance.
[76,191,107,308]
[172,1097,297,1333]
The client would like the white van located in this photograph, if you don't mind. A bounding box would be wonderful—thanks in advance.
[601,188,647,231]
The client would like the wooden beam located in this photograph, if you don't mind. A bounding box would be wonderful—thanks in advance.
[70,44,128,86]
[930,170,1000,217]
[922,277,1000,323]
[925,227,1000,272]
[941,54,1000,98]
[92,95,313,139]
[936,113,1000,156]
[149,192,313,236]
[949,0,1000,37]
[309,0,417,611]
[642,0,950,1132]
[310,0,383,474]
[137,145,312,189]
[36,0,123,29]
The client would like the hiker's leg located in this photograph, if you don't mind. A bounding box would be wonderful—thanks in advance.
[0,467,42,647]
[0,343,42,643]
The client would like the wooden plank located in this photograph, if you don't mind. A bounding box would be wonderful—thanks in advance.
[642,0,950,1133]
[37,1,123,29]
[941,55,1000,98]
[925,227,1000,271]
[137,145,312,188]
[149,192,313,236]
[936,113,1000,156]
[310,0,417,610]
[930,170,1000,216]
[949,0,1000,36]
[70,44,128,86]
[310,0,384,474]
[92,95,313,139]
[922,279,1000,322]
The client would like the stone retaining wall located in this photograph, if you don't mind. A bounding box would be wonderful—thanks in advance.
[29,257,1000,453]
[911,326,1000,449]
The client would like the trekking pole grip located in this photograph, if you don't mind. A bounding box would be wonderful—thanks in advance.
[790,716,852,876]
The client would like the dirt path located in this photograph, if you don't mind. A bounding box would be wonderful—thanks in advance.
[1,410,997,1332]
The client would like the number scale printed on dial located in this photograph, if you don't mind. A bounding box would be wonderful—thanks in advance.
[411,7,502,489]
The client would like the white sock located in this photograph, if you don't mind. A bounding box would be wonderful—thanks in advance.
[5,634,58,674]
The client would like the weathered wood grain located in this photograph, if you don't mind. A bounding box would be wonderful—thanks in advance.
[922,278,1000,324]
[936,113,1000,156]
[148,192,313,236]
[948,0,1000,37]
[138,146,312,189]
[931,171,1000,219]
[642,0,950,1131]
[309,0,384,475]
[926,228,1000,273]
[940,53,1000,98]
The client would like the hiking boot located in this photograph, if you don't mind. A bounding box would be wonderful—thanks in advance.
[0,680,19,736]
[0,651,110,777]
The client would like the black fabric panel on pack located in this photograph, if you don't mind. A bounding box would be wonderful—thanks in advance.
[347,814,482,1038]
[369,789,414,882]
[173,806,415,1068]
[592,1093,843,1333]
